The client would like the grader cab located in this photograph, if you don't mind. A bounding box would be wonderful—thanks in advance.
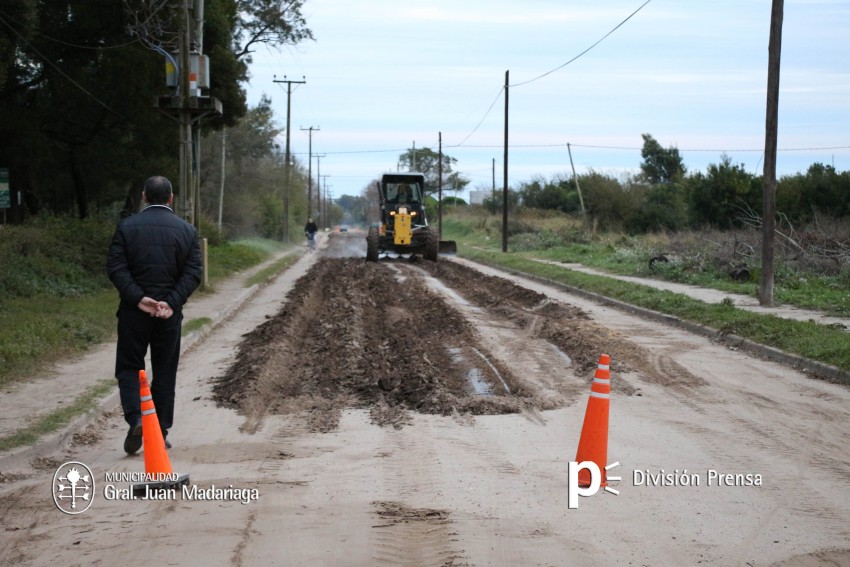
[366,173,456,261]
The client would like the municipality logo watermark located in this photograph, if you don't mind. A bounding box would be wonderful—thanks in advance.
[51,460,260,513]
[52,461,95,515]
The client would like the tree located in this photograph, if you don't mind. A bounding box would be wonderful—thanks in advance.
[627,183,688,233]
[689,155,757,227]
[0,0,313,219]
[639,133,686,184]
[517,174,577,213]
[397,147,469,197]
[233,0,314,60]
[579,170,638,230]
[777,163,850,222]
[199,96,284,236]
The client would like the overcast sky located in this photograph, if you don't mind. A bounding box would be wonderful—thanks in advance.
[243,0,850,201]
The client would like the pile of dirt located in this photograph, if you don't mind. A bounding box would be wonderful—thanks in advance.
[422,260,704,393]
[213,257,527,432]
[214,237,706,433]
[424,262,607,374]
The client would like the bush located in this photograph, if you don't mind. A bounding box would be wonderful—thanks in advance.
[0,217,115,298]
[198,216,228,246]
[509,231,563,251]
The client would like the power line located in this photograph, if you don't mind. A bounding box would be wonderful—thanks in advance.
[448,2,653,147]
[455,86,505,147]
[289,143,850,157]
[511,0,654,88]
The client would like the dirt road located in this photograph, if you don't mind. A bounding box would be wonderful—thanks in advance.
[2,232,849,566]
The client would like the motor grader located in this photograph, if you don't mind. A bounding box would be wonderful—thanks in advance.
[366,172,456,261]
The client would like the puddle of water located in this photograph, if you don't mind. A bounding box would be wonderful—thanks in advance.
[467,368,493,396]
[548,344,573,366]
[447,346,508,396]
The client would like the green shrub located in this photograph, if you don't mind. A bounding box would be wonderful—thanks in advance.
[0,217,115,298]
[509,231,563,251]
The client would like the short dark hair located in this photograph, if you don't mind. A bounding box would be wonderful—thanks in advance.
[144,176,173,205]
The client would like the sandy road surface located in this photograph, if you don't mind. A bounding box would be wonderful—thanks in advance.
[2,232,850,567]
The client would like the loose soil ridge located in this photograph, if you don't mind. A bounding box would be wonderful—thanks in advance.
[214,238,704,433]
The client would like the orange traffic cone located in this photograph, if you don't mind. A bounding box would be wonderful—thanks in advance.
[132,370,189,496]
[575,354,611,488]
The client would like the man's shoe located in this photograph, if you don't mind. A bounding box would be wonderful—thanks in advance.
[124,422,143,454]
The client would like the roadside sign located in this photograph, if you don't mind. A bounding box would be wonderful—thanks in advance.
[0,168,9,209]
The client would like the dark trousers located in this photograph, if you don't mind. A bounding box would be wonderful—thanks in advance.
[115,304,183,434]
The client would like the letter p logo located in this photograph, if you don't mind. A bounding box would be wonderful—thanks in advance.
[568,461,601,509]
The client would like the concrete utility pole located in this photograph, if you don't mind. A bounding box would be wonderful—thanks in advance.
[217,128,226,230]
[491,158,496,214]
[567,143,586,219]
[157,0,220,228]
[273,75,306,241]
[502,70,509,253]
[314,154,325,223]
[301,126,319,217]
[438,132,443,238]
[190,0,205,228]
[178,0,192,221]
[151,0,220,288]
[320,175,331,229]
[759,0,784,307]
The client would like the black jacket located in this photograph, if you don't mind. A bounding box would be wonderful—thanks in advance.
[106,205,203,311]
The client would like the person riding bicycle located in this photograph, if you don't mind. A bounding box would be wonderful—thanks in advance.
[304,218,318,250]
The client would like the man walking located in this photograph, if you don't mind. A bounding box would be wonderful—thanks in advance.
[106,176,203,454]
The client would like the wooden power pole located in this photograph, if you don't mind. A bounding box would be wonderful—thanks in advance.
[759,0,784,306]
[273,76,305,241]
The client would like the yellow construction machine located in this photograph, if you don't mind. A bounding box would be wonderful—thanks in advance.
[366,173,456,261]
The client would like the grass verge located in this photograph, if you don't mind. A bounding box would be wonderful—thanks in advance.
[461,247,850,373]
[0,379,114,452]
[0,238,290,388]
[182,317,213,336]
[0,291,117,389]
[245,253,300,287]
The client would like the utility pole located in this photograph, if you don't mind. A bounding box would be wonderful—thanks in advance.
[218,128,226,230]
[567,143,586,219]
[301,126,319,217]
[502,70,509,253]
[151,0,220,287]
[492,158,496,215]
[178,0,192,222]
[190,0,205,229]
[320,175,331,229]
[438,132,443,238]
[273,75,306,241]
[759,0,784,306]
[314,154,325,224]
[157,0,220,227]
